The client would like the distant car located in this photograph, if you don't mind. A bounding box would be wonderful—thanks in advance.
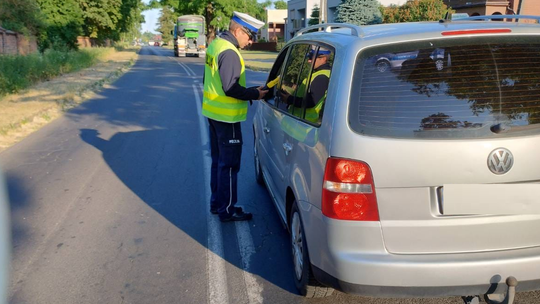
[154,42,160,46]
[253,16,540,300]
[374,48,447,72]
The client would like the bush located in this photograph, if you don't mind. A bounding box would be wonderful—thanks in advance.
[0,48,111,96]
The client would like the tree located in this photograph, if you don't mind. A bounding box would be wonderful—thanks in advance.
[335,0,382,26]
[274,0,287,9]
[380,4,400,23]
[308,5,320,26]
[157,6,175,43]
[80,0,122,42]
[0,0,46,37]
[116,0,145,42]
[398,0,449,22]
[37,0,84,50]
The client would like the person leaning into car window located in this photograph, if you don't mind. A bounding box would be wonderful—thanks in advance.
[280,48,331,123]
[202,11,268,222]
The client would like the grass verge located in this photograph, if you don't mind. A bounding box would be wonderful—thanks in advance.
[0,47,138,152]
[0,48,112,96]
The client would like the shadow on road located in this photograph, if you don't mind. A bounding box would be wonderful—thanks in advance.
[74,51,299,299]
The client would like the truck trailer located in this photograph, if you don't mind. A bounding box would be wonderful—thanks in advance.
[174,15,206,57]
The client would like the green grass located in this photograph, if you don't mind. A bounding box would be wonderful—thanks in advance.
[0,48,112,96]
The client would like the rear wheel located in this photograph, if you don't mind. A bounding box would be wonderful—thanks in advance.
[376,60,390,73]
[290,201,334,298]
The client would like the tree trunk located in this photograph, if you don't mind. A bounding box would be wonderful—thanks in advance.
[205,2,216,44]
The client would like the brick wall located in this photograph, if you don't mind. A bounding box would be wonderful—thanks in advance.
[0,27,38,55]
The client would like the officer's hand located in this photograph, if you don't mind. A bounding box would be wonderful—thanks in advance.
[256,86,269,100]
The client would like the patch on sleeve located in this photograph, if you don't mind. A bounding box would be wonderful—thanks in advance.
[205,54,214,69]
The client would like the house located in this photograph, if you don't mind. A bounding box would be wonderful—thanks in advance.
[261,9,287,42]
[443,0,540,22]
[285,0,404,41]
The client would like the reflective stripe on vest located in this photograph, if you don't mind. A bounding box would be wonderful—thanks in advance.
[202,38,247,122]
[288,69,330,123]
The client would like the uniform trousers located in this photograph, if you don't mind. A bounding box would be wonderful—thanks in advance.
[208,118,243,220]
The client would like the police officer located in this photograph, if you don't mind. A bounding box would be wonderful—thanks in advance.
[202,12,268,222]
[281,47,332,123]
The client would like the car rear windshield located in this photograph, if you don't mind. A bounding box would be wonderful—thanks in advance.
[349,36,540,139]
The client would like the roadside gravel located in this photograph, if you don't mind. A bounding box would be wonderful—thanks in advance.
[0,48,138,152]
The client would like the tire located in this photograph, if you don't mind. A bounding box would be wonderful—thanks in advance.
[290,201,334,298]
[376,60,390,73]
[253,134,265,185]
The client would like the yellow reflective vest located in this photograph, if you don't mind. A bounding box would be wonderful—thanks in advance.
[288,69,330,123]
[202,38,248,122]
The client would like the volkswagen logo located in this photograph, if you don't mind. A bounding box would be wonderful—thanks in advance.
[487,148,514,175]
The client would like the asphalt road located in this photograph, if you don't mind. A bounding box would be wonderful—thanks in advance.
[2,46,539,304]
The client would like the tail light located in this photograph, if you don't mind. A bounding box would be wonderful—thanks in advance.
[322,157,379,221]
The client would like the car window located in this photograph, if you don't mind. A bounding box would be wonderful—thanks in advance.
[276,44,311,113]
[272,44,334,126]
[263,48,288,107]
[349,36,540,139]
[302,46,334,125]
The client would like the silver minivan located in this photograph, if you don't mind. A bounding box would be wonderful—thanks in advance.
[253,16,540,299]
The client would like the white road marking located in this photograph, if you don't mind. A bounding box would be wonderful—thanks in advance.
[236,221,263,304]
[195,82,264,304]
[193,84,229,304]
[173,58,195,76]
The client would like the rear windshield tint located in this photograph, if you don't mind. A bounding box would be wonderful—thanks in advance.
[349,36,540,139]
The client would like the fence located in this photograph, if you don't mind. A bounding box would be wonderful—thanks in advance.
[0,27,38,55]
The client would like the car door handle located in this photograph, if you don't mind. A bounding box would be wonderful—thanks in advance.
[263,127,270,134]
[283,142,293,155]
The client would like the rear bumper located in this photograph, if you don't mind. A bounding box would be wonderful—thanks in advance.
[311,257,540,297]
[298,200,540,297]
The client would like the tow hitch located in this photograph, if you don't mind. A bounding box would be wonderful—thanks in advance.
[463,276,518,304]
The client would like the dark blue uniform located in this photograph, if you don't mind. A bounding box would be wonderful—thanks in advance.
[206,32,259,221]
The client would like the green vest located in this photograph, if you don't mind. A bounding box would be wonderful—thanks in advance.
[202,38,247,122]
[288,69,330,123]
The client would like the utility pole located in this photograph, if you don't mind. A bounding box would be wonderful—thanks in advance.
[319,0,326,23]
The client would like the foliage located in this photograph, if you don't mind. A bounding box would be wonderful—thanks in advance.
[0,0,46,37]
[335,0,382,26]
[36,0,84,51]
[274,0,287,9]
[141,31,155,43]
[116,0,145,42]
[0,48,110,96]
[380,0,451,23]
[80,0,122,42]
[398,0,449,22]
[380,4,400,24]
[308,5,320,26]
[166,0,269,42]
[157,6,175,43]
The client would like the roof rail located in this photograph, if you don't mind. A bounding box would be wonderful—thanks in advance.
[295,23,364,38]
[440,14,540,23]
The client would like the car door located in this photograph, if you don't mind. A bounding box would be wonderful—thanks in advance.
[281,45,334,207]
[257,44,312,216]
[268,44,313,212]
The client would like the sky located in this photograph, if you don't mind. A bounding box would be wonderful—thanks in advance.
[141,0,159,34]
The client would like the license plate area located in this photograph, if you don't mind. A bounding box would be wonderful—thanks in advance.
[441,184,540,215]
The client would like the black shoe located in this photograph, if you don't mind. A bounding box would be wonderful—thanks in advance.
[210,206,243,215]
[220,211,253,222]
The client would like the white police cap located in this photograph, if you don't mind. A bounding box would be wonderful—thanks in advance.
[232,11,265,34]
